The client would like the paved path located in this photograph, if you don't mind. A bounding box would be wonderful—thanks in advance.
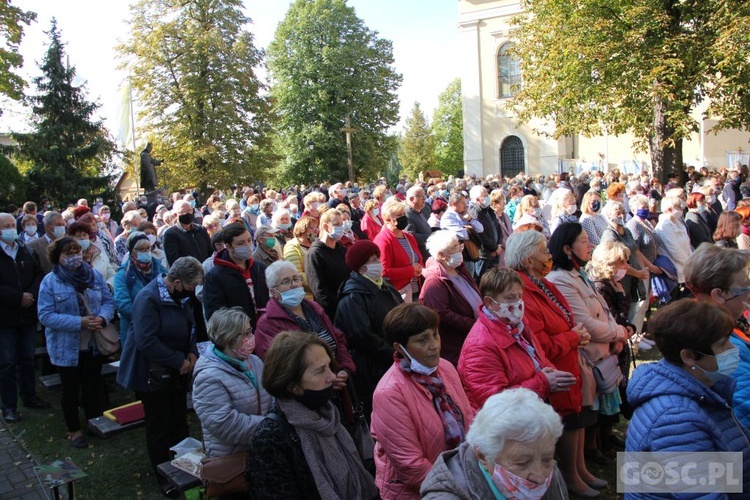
[0,420,48,500]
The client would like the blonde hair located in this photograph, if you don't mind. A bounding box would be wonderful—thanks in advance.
[372,185,387,202]
[586,240,630,281]
[364,199,379,213]
[320,208,342,229]
[515,195,538,222]
[381,198,406,220]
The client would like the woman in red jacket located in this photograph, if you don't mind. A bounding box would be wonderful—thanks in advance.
[373,198,423,303]
[505,229,605,498]
[371,303,473,500]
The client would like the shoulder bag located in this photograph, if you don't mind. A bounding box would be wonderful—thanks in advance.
[82,294,120,356]
[347,378,375,475]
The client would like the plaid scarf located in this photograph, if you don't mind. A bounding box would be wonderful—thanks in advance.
[397,353,465,450]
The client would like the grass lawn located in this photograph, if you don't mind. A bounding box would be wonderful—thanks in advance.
[6,375,202,499]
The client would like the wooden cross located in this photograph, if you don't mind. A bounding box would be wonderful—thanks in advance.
[341,114,357,182]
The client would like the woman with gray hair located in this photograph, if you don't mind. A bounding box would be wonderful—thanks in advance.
[117,256,205,497]
[421,388,567,499]
[193,307,271,459]
[419,230,482,365]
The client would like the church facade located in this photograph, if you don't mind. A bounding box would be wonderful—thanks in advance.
[458,0,750,178]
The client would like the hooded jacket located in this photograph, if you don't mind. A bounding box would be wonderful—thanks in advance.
[626,359,750,498]
[202,248,268,327]
[192,347,272,458]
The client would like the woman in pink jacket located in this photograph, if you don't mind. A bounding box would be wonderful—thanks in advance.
[370,303,473,500]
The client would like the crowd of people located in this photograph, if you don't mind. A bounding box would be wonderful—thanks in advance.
[2,162,750,498]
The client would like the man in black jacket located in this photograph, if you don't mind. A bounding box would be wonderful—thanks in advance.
[203,223,268,329]
[0,213,49,423]
[469,185,502,280]
[404,186,432,263]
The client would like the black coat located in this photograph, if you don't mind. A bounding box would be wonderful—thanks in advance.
[335,272,402,414]
[202,249,268,328]
[0,241,42,327]
[305,240,349,320]
[685,211,714,248]
[475,206,500,260]
[405,207,431,263]
[162,224,212,266]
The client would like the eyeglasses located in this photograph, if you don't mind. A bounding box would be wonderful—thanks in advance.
[278,276,304,287]
[727,285,750,300]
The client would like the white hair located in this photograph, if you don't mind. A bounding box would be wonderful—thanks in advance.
[466,388,563,467]
[173,200,189,213]
[504,230,546,270]
[265,260,299,289]
[121,210,142,227]
[469,184,487,201]
[548,188,573,217]
[406,185,424,200]
[328,182,343,198]
[661,195,681,213]
[601,200,625,219]
[629,194,649,211]
[225,199,239,210]
[425,230,458,257]
[271,209,291,225]
[381,197,407,220]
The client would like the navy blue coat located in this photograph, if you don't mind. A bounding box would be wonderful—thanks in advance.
[117,275,197,393]
[626,359,750,499]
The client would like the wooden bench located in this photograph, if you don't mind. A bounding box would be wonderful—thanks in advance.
[86,415,145,439]
[156,461,202,497]
[40,362,119,389]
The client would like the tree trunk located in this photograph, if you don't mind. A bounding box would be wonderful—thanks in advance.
[650,96,680,185]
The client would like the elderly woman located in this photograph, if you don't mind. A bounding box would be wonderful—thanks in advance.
[684,243,750,428]
[38,237,116,449]
[579,190,608,246]
[374,198,423,302]
[489,190,513,264]
[193,307,271,459]
[251,225,281,267]
[685,192,714,248]
[429,198,448,229]
[256,199,275,228]
[241,194,261,233]
[626,299,750,495]
[600,202,650,316]
[255,261,355,380]
[247,332,377,499]
[547,223,630,468]
[504,230,602,496]
[335,240,402,417]
[202,214,223,239]
[513,194,549,237]
[735,206,750,250]
[68,221,116,290]
[371,303,473,500]
[305,209,350,319]
[282,216,318,300]
[654,196,692,284]
[19,214,39,243]
[116,256,204,497]
[713,210,742,249]
[271,209,293,248]
[422,388,568,499]
[113,231,165,346]
[361,199,384,240]
[420,230,482,365]
[459,267,576,409]
[549,189,578,235]
[114,210,143,263]
[335,204,358,248]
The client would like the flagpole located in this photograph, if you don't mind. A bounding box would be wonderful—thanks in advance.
[128,76,140,196]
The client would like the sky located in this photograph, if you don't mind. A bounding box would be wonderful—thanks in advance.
[2,0,462,144]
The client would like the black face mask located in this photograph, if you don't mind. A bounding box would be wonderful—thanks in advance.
[395,214,408,230]
[171,282,194,301]
[178,212,194,225]
[294,385,333,411]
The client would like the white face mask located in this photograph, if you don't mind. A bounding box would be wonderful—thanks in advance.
[533,207,542,217]
[446,251,463,268]
[363,262,383,281]
[614,268,627,282]
[490,298,525,325]
[399,344,438,376]
[565,205,577,215]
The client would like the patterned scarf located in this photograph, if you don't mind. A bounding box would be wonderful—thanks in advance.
[527,274,574,327]
[397,352,465,450]
[53,262,97,316]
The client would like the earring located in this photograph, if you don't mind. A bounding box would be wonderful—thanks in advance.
[691,366,697,371]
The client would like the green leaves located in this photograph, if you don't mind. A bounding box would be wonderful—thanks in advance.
[432,79,463,177]
[399,102,435,181]
[118,0,276,190]
[267,0,401,185]
[0,1,36,107]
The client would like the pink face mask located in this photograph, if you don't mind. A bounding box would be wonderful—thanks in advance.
[232,335,256,360]
[490,461,554,500]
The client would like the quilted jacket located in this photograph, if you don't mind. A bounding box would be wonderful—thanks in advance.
[730,329,750,430]
[419,258,480,366]
[370,358,474,500]
[192,347,272,457]
[518,272,583,416]
[113,258,165,344]
[421,441,568,500]
[626,359,750,499]
[458,309,554,411]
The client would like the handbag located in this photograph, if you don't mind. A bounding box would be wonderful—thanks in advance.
[462,226,482,260]
[591,354,622,394]
[147,366,180,391]
[347,378,375,474]
[200,452,248,497]
[81,294,120,355]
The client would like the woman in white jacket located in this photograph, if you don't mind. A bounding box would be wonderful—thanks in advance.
[193,307,272,458]
[654,196,692,284]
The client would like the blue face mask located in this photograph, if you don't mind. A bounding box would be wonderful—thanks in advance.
[694,347,740,382]
[399,344,438,376]
[136,251,152,264]
[278,287,305,308]
[1,228,17,243]
[77,239,91,251]
[636,208,650,219]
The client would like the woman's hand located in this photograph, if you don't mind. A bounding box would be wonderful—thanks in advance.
[332,370,348,391]
[542,367,577,392]
[649,265,663,275]
[412,263,423,277]
[573,324,590,347]
[81,315,103,330]
[612,340,625,355]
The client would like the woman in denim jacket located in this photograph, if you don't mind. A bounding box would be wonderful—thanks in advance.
[38,237,116,449]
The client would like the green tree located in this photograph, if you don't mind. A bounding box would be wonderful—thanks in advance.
[0,153,26,207]
[432,78,463,177]
[0,1,35,111]
[510,0,750,183]
[15,20,115,205]
[399,102,435,181]
[118,0,276,191]
[267,0,401,185]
